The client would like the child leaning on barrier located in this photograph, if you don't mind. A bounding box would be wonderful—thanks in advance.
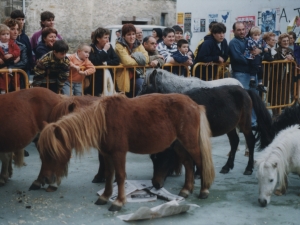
[33,40,70,93]
[172,39,193,76]
[62,43,95,96]
[245,26,267,93]
[0,24,20,92]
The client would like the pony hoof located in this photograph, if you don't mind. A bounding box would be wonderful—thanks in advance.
[108,204,122,212]
[199,192,209,199]
[178,191,189,198]
[95,198,107,205]
[46,185,57,192]
[220,168,229,174]
[29,183,41,190]
[92,176,105,183]
[243,170,253,175]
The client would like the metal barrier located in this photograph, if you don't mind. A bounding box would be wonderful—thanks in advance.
[192,61,299,114]
[192,62,231,79]
[0,68,29,93]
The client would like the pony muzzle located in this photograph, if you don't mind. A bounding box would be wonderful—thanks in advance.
[258,198,268,207]
[44,174,57,185]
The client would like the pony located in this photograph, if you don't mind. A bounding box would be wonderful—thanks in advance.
[256,125,300,207]
[29,94,103,192]
[138,69,273,189]
[0,88,63,186]
[37,93,215,211]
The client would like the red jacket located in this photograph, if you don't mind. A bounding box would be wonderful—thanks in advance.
[0,39,20,62]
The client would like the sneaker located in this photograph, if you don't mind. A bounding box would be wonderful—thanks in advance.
[249,80,256,88]
[256,84,267,93]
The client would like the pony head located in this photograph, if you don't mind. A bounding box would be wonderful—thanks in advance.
[38,122,72,184]
[256,160,278,207]
[138,69,159,95]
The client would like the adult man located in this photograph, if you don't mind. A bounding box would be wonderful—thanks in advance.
[136,27,143,43]
[143,36,165,68]
[229,21,260,128]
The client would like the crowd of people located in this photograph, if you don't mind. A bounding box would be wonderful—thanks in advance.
[0,10,300,102]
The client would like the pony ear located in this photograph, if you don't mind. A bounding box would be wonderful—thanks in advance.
[68,102,76,113]
[149,69,157,85]
[272,162,277,168]
[42,121,48,129]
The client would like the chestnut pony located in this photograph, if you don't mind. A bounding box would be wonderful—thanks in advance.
[0,88,62,186]
[37,93,215,211]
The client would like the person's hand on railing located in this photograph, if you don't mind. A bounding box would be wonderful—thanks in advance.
[285,54,294,61]
[150,60,159,67]
[79,70,87,76]
[218,56,224,63]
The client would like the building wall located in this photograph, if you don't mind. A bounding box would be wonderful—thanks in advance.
[0,0,176,52]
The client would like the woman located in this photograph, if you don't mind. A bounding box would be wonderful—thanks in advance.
[152,28,163,44]
[272,33,295,116]
[288,31,300,66]
[35,27,57,60]
[3,18,28,91]
[86,27,120,96]
[115,24,149,97]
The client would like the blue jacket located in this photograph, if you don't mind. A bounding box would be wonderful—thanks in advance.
[172,50,190,63]
[35,42,52,60]
[196,35,229,63]
[229,36,249,73]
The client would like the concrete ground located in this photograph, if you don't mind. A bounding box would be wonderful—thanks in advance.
[1,133,300,225]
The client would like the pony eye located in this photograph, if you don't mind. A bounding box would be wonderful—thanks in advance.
[269,179,273,182]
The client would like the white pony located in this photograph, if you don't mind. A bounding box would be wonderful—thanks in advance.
[255,125,300,207]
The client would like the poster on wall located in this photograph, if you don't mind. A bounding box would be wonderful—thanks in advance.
[200,19,206,32]
[261,8,281,34]
[236,16,256,35]
[184,12,192,43]
[208,13,218,25]
[193,18,201,32]
[177,12,184,30]
[219,10,231,42]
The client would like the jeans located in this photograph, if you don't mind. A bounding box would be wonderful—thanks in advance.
[128,77,144,97]
[62,81,82,96]
[232,71,257,127]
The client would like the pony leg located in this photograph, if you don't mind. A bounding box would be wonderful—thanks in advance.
[173,143,194,198]
[220,129,239,174]
[107,153,127,211]
[243,130,256,175]
[95,154,114,206]
[92,151,106,183]
[0,153,12,186]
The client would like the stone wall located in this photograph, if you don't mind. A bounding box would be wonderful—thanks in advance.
[0,0,176,52]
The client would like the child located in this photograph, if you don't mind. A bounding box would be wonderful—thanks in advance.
[33,40,70,93]
[245,26,267,93]
[172,39,193,76]
[0,24,20,92]
[62,43,95,96]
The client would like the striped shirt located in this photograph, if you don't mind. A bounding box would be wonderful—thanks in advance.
[156,41,177,62]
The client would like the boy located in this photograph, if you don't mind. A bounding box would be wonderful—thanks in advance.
[0,24,20,92]
[245,26,267,93]
[62,43,95,96]
[33,40,70,93]
[172,39,193,76]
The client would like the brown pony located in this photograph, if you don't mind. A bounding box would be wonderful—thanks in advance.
[0,88,63,186]
[29,94,102,191]
[37,93,215,211]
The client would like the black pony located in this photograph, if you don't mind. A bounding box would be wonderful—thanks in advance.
[138,70,273,189]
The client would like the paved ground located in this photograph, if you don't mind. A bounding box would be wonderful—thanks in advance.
[1,133,300,225]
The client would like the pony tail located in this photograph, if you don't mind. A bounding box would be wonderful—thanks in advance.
[198,105,215,188]
[247,90,274,149]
